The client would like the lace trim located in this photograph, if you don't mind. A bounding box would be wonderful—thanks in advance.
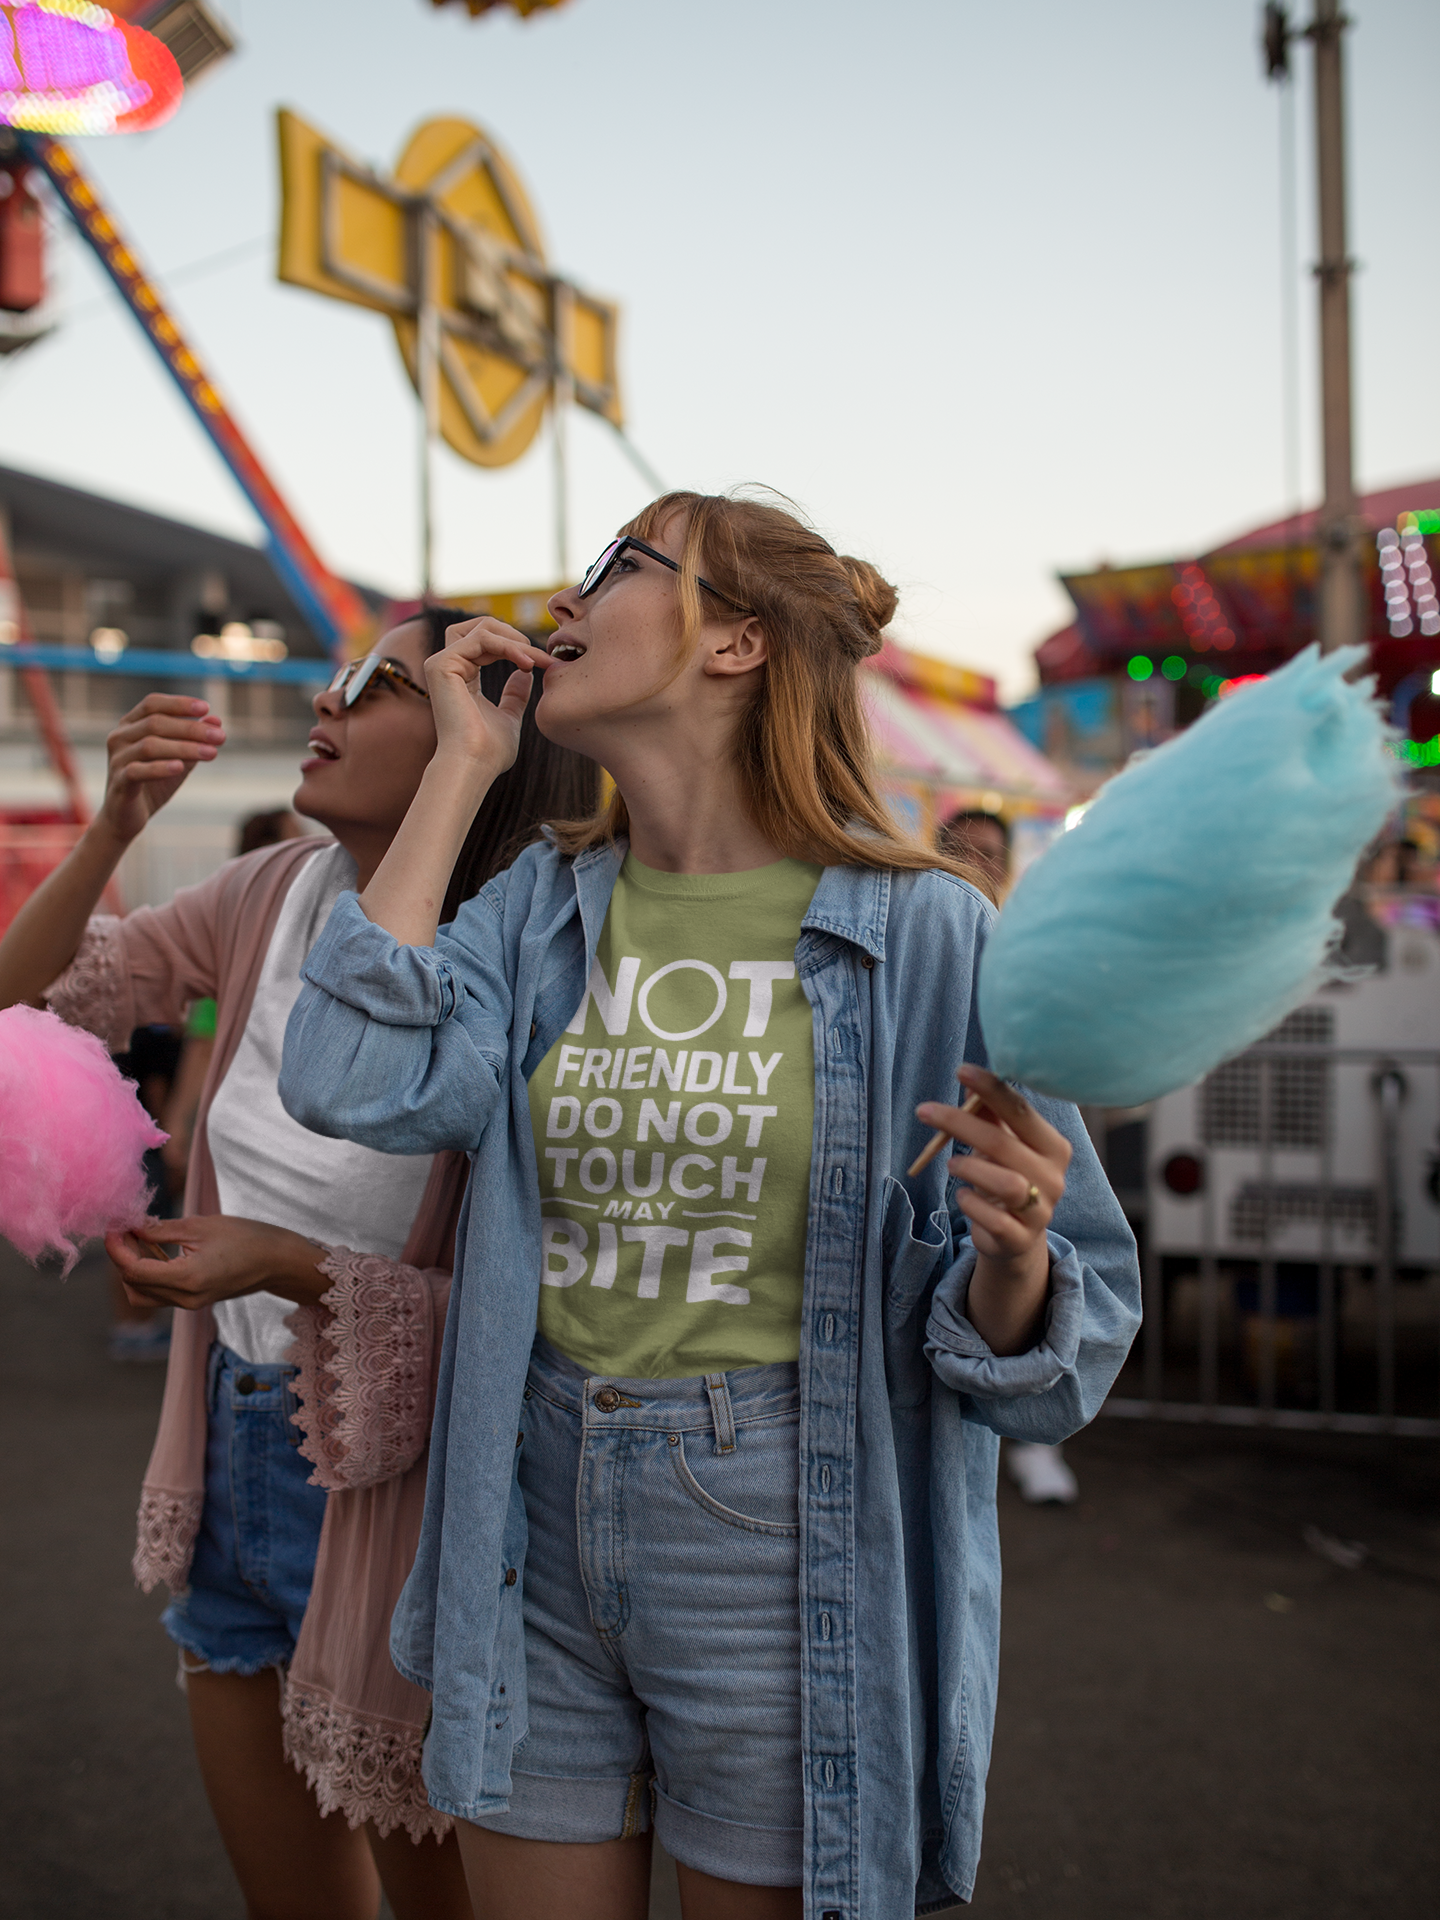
[132,1488,203,1594]
[44,916,129,1051]
[283,1683,450,1841]
[289,1250,433,1491]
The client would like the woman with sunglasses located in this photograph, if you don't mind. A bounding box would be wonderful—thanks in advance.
[279,495,1141,1920]
[0,608,595,1920]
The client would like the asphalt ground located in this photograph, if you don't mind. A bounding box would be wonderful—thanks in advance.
[2,1244,1436,1919]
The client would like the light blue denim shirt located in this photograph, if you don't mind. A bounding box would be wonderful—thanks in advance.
[280,841,1140,1918]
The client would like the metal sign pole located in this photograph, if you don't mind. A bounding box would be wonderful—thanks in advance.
[1310,0,1361,655]
[551,376,570,585]
[550,279,573,583]
[417,206,441,601]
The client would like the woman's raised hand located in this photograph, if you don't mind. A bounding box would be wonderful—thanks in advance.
[425,616,553,776]
[100,693,226,845]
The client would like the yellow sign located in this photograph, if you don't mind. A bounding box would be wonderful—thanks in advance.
[277,108,622,470]
[449,584,561,635]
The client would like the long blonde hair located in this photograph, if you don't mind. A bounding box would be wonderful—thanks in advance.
[548,491,995,903]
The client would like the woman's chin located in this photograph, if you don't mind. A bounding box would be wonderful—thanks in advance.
[292,776,332,826]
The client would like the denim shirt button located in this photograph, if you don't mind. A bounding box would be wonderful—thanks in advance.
[503,1567,517,1587]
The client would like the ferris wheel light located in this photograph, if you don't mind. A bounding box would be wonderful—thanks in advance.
[0,2,182,135]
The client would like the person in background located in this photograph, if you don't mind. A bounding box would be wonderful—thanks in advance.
[938,806,1011,895]
[238,808,307,856]
[0,608,595,1920]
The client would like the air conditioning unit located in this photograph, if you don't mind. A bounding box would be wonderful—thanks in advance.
[134,1,237,86]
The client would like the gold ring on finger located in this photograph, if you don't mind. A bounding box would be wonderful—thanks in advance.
[1011,1182,1041,1217]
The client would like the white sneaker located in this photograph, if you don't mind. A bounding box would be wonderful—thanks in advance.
[1006,1442,1078,1505]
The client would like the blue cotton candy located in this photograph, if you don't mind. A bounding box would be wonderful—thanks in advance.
[978,645,1402,1107]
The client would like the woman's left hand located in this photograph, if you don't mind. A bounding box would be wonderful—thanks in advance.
[917,1065,1072,1357]
[917,1064,1072,1262]
[104,1214,329,1312]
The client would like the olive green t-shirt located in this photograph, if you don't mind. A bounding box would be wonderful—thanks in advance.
[528,854,821,1379]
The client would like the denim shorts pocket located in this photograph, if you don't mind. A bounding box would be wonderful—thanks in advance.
[668,1422,799,1537]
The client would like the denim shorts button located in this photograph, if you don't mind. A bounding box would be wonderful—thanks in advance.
[504,1567,517,1587]
[593,1387,621,1413]
[667,1433,679,1446]
[236,1374,257,1396]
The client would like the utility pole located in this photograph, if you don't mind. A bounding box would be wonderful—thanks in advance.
[1264,2,1363,654]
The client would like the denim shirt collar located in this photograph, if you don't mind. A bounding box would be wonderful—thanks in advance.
[568,837,890,963]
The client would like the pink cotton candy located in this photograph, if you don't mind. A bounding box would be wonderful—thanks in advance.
[0,1004,167,1274]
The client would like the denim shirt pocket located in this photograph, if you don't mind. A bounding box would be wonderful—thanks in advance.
[881,1175,953,1408]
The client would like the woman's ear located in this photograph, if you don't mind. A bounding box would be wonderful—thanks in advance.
[704,616,768,679]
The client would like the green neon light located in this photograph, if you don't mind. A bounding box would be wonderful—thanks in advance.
[1127,655,1153,682]
[1161,655,1186,681]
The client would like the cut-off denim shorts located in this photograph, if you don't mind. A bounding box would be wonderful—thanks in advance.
[161,1343,328,1676]
[472,1334,803,1886]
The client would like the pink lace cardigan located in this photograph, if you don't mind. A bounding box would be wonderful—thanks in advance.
[46,838,467,1841]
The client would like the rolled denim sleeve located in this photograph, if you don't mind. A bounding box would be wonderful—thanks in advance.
[923,1100,1141,1443]
[279,891,511,1156]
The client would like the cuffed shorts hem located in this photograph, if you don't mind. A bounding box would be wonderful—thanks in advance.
[467,1766,654,1844]
[162,1614,292,1678]
[654,1784,802,1887]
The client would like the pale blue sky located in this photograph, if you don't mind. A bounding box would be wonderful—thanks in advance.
[0,0,1435,696]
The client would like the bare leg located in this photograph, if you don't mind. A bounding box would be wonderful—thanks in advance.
[185,1666,382,1920]
[367,1822,472,1920]
[675,1861,802,1920]
[455,1821,652,1920]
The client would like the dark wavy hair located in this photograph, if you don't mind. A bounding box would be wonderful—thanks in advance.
[409,606,597,923]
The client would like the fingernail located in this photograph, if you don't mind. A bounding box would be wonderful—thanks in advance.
[917,1104,937,1122]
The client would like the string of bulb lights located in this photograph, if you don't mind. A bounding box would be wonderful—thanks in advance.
[1376,516,1440,640]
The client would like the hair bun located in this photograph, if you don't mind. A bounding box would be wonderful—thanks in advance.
[840,556,897,653]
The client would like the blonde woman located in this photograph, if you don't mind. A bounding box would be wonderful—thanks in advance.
[280,495,1141,1920]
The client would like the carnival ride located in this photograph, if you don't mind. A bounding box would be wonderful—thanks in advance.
[0,0,1069,940]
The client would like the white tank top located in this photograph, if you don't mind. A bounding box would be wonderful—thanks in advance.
[205,843,434,1364]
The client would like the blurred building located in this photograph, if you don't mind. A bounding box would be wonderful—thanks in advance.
[1010,477,1440,785]
[860,641,1070,874]
[0,464,379,908]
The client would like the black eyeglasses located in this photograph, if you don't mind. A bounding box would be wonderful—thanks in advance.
[326,655,431,706]
[577,536,753,616]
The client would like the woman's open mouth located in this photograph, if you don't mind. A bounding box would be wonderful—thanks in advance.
[300,731,340,773]
[548,640,587,662]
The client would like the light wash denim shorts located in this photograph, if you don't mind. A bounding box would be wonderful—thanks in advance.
[161,1343,328,1675]
[472,1333,803,1886]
